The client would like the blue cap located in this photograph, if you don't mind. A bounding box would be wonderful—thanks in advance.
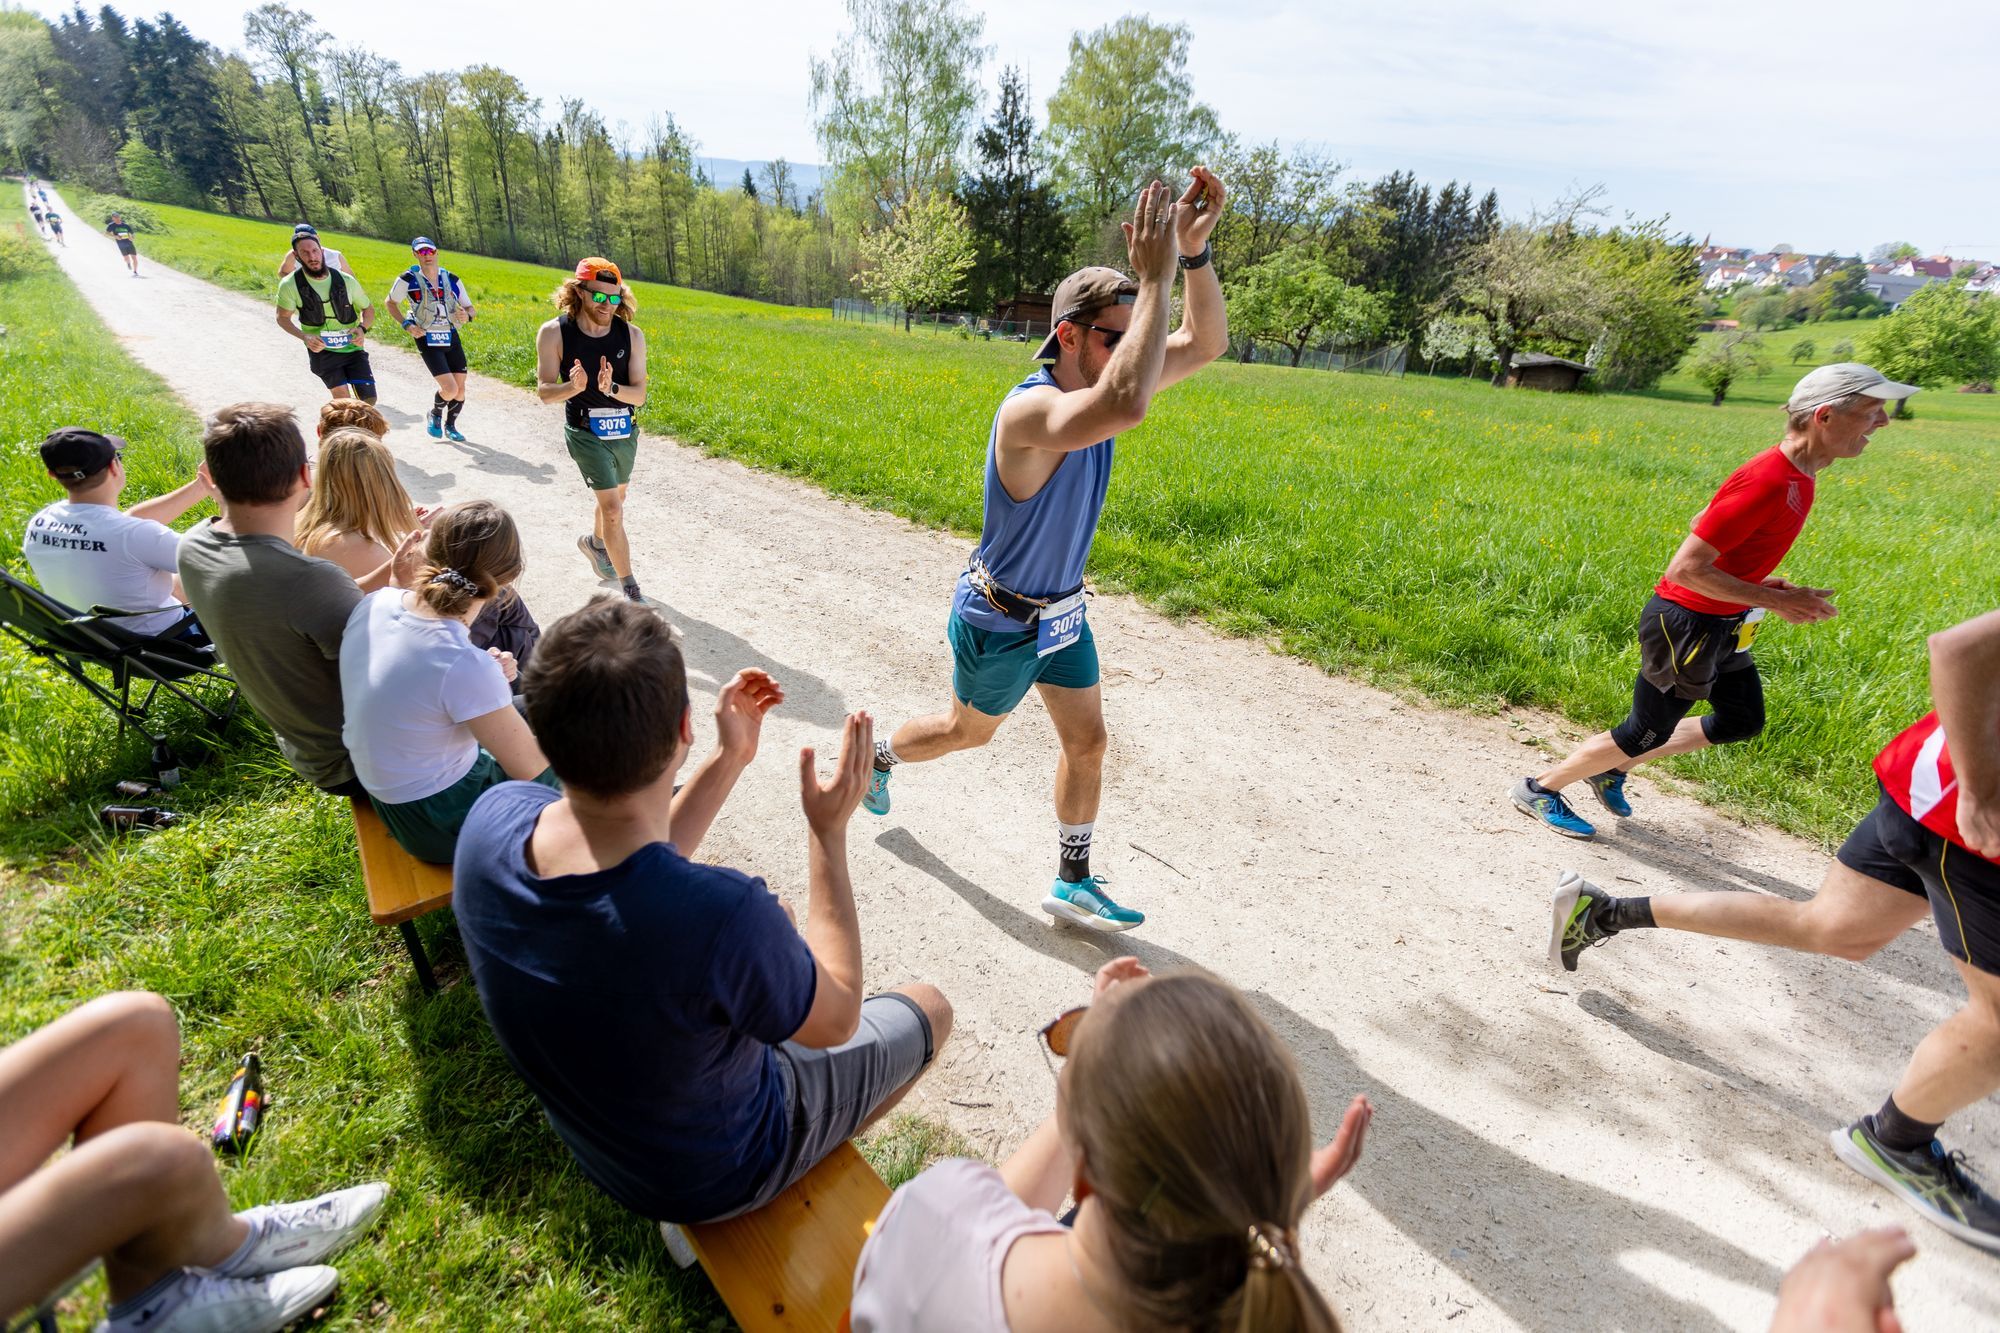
[411,236,437,252]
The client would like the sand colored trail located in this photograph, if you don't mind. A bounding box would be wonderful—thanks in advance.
[39,195,1995,1329]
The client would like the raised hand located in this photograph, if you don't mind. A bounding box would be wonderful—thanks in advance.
[1308,1094,1373,1196]
[597,355,615,395]
[1120,179,1180,287]
[799,710,874,837]
[1770,1227,1914,1333]
[1174,165,1225,257]
[714,668,785,764]
[1091,956,1149,1001]
[389,526,429,589]
[567,358,589,394]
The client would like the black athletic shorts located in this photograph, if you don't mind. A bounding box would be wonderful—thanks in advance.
[307,346,375,390]
[1838,785,2000,976]
[417,330,468,376]
[1611,594,1765,757]
[115,239,136,256]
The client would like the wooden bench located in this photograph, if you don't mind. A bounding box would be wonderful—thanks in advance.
[350,799,454,993]
[661,1141,890,1332]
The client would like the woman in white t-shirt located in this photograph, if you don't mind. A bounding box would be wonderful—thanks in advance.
[338,500,552,863]
[850,960,1373,1333]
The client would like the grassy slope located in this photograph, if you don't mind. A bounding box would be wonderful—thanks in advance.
[76,199,2000,843]
[0,201,957,1330]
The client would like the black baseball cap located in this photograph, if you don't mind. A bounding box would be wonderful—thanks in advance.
[41,427,126,482]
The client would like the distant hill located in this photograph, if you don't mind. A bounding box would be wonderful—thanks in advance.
[694,158,825,206]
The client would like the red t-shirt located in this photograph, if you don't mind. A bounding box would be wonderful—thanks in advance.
[1875,712,1996,866]
[1655,446,1814,616]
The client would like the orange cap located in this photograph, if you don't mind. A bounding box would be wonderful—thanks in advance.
[574,257,622,286]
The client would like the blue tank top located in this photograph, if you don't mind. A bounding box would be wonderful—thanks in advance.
[951,367,1115,631]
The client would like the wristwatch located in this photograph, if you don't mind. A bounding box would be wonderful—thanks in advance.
[1179,243,1213,271]
[401,316,418,329]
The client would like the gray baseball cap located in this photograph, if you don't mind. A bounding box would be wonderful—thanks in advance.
[1786,362,1920,413]
[1033,266,1139,361]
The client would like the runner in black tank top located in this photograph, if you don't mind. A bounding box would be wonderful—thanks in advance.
[535,257,651,604]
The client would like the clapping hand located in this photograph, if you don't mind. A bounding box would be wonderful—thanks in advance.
[1309,1095,1374,1196]
[596,355,615,395]
[1121,179,1180,286]
[1173,165,1225,257]
[487,648,518,682]
[799,711,873,837]
[714,669,785,764]
[1771,1227,1914,1333]
[567,359,589,394]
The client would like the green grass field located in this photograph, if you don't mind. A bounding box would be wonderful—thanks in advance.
[0,199,962,1331]
[89,195,2000,846]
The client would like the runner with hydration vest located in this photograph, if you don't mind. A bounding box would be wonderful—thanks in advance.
[386,237,475,440]
[274,229,376,404]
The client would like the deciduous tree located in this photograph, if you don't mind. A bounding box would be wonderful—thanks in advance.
[854,191,977,329]
[1227,246,1387,367]
[1691,332,1769,405]
[1861,279,2000,412]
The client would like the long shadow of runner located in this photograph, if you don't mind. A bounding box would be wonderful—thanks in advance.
[877,827,1782,1330]
[653,601,850,732]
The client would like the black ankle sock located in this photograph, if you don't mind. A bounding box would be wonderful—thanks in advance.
[1603,896,1656,932]
[1870,1096,1942,1153]
[1059,855,1091,884]
[1526,777,1555,795]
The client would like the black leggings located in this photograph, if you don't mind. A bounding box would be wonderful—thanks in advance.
[1610,663,1765,758]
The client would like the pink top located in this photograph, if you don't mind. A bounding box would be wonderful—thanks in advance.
[850,1158,1069,1332]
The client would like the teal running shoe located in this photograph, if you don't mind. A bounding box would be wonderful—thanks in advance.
[1510,777,1596,839]
[444,425,466,443]
[862,765,891,816]
[1830,1119,2000,1253]
[1586,769,1633,818]
[1042,876,1144,933]
[425,412,444,439]
[577,534,616,581]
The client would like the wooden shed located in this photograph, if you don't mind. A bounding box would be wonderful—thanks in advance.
[1505,352,1594,392]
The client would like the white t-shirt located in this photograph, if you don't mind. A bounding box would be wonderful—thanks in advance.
[850,1159,1068,1333]
[22,500,186,635]
[284,246,347,274]
[338,589,511,804]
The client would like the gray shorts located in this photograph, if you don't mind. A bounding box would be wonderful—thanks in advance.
[715,992,934,1220]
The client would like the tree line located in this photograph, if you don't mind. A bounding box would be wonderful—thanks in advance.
[1,0,1713,388]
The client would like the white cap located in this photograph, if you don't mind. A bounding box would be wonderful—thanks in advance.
[1785,362,1920,413]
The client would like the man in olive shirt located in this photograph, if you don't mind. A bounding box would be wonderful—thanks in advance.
[275,232,377,404]
[178,403,419,794]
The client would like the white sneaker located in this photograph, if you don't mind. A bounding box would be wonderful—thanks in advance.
[96,1265,338,1333]
[213,1182,390,1277]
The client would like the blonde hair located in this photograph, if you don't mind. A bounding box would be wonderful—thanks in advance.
[295,428,418,562]
[1065,972,1342,1333]
[552,275,637,322]
[316,399,389,439]
[416,500,523,619]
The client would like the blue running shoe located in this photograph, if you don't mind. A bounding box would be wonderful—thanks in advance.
[1510,777,1596,839]
[444,425,466,443]
[425,413,444,439]
[1586,769,1633,818]
[1042,876,1144,932]
[577,534,616,581]
[862,765,891,816]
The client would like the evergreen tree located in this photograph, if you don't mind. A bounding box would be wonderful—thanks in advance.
[959,65,1069,313]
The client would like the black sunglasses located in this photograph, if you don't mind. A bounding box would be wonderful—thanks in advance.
[1070,321,1124,349]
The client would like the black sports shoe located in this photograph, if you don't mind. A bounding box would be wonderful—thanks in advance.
[1547,870,1619,972]
[1831,1118,2000,1254]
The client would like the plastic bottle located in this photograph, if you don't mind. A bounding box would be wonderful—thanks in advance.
[99,806,179,831]
[212,1052,264,1156]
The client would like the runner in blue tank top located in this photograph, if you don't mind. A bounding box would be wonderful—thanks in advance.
[864,169,1232,933]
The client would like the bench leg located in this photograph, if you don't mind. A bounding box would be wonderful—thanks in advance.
[658,1221,698,1270]
[398,921,437,995]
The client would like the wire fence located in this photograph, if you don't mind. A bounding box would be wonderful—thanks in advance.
[831,298,1050,343]
[1229,337,1409,376]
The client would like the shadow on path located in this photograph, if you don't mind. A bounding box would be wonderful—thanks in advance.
[877,827,1783,1331]
[1579,989,1839,1127]
[653,600,849,731]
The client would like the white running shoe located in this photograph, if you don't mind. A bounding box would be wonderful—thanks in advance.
[213,1182,390,1277]
[96,1265,338,1333]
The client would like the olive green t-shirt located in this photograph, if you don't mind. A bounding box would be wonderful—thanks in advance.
[177,520,362,789]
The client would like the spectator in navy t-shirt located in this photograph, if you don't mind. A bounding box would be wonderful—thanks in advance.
[453,596,953,1223]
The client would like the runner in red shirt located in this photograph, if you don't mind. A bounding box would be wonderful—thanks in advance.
[1547,607,2000,1252]
[1511,363,1917,840]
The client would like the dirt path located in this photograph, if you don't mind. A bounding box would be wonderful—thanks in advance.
[41,192,1995,1329]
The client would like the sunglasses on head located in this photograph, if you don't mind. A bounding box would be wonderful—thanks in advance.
[589,290,622,305]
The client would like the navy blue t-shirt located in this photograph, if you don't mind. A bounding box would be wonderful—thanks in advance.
[454,782,818,1221]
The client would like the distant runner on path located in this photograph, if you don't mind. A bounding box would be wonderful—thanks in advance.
[1511,363,1919,841]
[44,210,64,246]
[276,223,353,280]
[275,237,377,404]
[105,212,139,277]
[386,236,475,441]
[535,257,649,605]
[1548,608,2000,1253]
[862,169,1230,934]
[28,199,46,236]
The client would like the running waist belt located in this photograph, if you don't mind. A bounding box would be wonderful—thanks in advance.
[968,556,1084,627]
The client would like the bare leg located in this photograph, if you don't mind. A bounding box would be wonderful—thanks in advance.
[1616,716,1712,771]
[593,484,631,579]
[1889,957,2000,1124]
[1540,730,1669,792]
[886,696,1007,765]
[856,983,954,1133]
[0,992,182,1186]
[1650,861,1930,961]
[1038,683,1107,826]
[328,383,355,401]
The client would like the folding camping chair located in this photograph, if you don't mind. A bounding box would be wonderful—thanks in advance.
[0,569,238,786]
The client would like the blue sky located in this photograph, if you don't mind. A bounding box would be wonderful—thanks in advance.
[44,0,1996,258]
